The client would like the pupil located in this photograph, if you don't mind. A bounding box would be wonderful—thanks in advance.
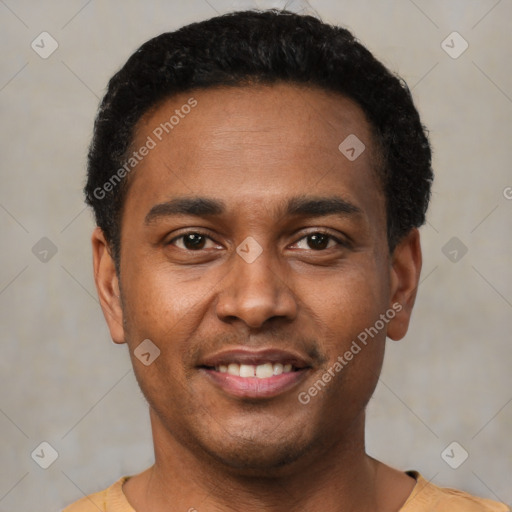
[308,234,328,250]
[185,233,205,250]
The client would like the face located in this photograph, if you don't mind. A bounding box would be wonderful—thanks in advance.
[93,83,421,475]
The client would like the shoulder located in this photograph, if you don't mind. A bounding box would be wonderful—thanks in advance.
[401,472,510,512]
[62,477,131,512]
[62,488,108,512]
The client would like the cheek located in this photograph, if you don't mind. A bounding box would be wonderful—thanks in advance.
[303,258,390,401]
[120,262,227,389]
[314,282,387,412]
[122,269,205,412]
[122,261,207,329]
[308,259,390,335]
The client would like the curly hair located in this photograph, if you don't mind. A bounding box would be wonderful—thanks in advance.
[85,9,433,272]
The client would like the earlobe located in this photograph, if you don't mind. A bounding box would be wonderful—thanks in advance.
[386,228,422,341]
[91,227,126,344]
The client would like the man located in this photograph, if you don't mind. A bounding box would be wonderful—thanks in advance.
[64,9,509,512]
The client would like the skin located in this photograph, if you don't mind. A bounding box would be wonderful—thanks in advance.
[92,83,422,511]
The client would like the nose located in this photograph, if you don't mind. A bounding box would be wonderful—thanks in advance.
[215,245,298,329]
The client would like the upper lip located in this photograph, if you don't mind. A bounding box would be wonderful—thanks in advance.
[199,348,312,369]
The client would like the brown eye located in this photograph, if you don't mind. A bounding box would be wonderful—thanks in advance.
[306,233,330,250]
[170,232,216,250]
[183,233,206,250]
[293,232,340,251]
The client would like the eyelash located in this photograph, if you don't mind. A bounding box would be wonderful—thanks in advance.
[167,230,348,251]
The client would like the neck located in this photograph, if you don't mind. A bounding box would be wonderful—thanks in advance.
[123,408,413,512]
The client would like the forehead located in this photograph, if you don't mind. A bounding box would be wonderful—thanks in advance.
[123,83,383,223]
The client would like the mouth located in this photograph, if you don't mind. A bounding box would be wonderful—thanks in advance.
[198,348,312,399]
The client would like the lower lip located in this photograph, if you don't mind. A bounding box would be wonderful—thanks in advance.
[201,368,309,399]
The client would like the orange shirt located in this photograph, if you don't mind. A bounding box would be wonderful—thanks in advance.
[63,471,510,511]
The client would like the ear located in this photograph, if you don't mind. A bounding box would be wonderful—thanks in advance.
[386,228,422,341]
[91,227,125,344]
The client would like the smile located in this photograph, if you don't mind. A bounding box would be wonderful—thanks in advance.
[199,348,311,399]
[215,362,295,378]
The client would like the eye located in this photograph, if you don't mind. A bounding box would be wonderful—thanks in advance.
[293,232,344,251]
[169,232,219,251]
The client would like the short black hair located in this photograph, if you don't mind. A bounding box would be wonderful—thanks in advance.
[85,9,433,273]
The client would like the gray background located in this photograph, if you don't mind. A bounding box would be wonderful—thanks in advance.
[1,0,511,510]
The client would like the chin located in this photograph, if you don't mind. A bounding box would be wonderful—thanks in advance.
[195,425,317,476]
[207,441,309,475]
[147,388,328,475]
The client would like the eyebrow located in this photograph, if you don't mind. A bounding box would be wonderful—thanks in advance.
[144,195,362,225]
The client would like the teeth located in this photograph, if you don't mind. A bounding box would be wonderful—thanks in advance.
[214,362,296,378]
[256,363,273,378]
[240,364,255,377]
[227,363,239,376]
[273,363,283,375]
